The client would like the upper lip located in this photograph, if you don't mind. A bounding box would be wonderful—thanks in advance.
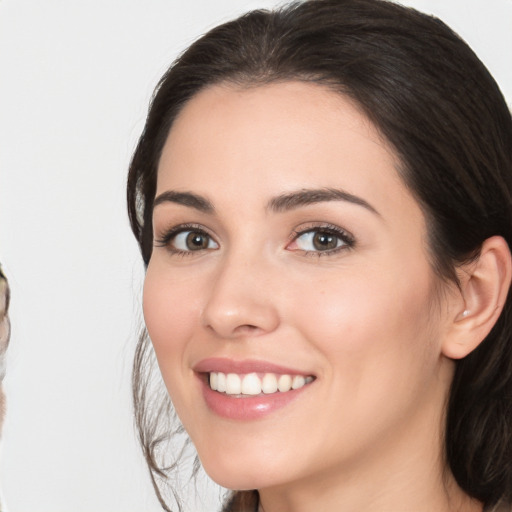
[193,357,314,376]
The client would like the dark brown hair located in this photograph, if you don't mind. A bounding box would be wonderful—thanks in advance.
[127,1,512,510]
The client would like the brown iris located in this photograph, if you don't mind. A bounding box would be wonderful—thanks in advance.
[186,232,210,250]
[312,231,339,251]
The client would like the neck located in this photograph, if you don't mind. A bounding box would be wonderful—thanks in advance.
[258,470,482,512]
[258,447,482,512]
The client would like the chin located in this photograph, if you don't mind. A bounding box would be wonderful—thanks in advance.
[204,470,262,491]
[199,454,283,491]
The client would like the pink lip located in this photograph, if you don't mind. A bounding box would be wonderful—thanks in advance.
[194,358,315,421]
[193,357,312,376]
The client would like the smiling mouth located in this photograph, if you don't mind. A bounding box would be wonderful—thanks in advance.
[208,372,315,396]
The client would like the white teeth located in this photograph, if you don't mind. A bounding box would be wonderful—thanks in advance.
[226,373,241,394]
[292,375,306,389]
[241,373,261,395]
[217,372,227,393]
[261,373,278,394]
[278,374,292,392]
[209,372,218,391]
[208,371,313,395]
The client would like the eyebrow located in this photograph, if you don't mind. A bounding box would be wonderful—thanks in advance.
[267,187,379,215]
[152,187,379,216]
[153,191,215,213]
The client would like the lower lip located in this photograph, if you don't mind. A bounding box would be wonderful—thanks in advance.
[199,376,312,421]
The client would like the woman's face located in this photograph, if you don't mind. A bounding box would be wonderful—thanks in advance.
[144,82,456,493]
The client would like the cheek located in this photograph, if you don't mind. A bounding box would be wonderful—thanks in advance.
[290,261,438,373]
[142,262,199,381]
[285,264,442,454]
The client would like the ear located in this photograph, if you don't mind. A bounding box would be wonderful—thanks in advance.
[442,236,512,360]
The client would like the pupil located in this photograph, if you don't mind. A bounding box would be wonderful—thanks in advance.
[313,232,336,251]
[186,232,208,250]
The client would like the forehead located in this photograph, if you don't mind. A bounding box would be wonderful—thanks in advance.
[156,81,417,222]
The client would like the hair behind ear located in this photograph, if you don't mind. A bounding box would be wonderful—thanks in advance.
[445,238,512,506]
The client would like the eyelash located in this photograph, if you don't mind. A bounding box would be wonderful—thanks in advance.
[154,222,355,257]
[154,223,216,257]
[289,223,355,257]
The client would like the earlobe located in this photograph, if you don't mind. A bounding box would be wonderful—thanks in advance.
[442,236,512,360]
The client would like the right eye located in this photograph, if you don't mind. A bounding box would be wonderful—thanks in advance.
[172,230,218,251]
[155,226,219,254]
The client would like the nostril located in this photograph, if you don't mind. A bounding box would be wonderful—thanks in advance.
[206,323,262,338]
[234,324,261,335]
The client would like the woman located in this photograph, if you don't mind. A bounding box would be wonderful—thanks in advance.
[127,1,512,510]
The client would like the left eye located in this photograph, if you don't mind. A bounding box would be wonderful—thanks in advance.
[292,229,349,252]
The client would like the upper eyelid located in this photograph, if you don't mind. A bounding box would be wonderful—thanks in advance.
[153,223,217,245]
[289,222,355,240]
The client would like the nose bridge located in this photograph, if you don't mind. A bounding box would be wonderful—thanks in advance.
[202,245,280,338]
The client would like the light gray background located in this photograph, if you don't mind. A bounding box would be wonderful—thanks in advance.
[0,1,511,511]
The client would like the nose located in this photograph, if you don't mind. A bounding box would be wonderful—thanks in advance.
[202,253,280,339]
